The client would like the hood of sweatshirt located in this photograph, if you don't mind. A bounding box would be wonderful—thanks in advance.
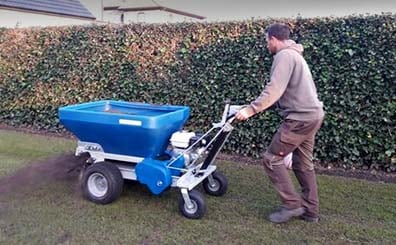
[278,40,304,55]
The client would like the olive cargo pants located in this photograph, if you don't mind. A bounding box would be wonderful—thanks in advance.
[262,118,324,218]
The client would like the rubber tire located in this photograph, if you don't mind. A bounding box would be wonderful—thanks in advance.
[202,171,228,196]
[81,162,124,204]
[178,189,206,219]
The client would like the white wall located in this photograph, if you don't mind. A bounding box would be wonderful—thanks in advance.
[0,9,95,28]
[1,0,394,28]
[103,10,198,24]
[147,0,396,21]
[102,0,396,23]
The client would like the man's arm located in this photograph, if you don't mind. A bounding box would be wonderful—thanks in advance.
[236,51,294,120]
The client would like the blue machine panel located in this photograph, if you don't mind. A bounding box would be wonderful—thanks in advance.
[135,159,172,195]
[58,100,190,158]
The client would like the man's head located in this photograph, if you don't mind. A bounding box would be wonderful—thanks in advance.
[265,23,290,54]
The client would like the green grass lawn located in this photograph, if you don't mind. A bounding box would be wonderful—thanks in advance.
[0,129,395,244]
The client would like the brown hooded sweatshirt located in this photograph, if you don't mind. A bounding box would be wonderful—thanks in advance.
[248,40,324,121]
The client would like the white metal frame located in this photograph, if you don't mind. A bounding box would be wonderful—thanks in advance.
[75,142,216,190]
[76,104,244,199]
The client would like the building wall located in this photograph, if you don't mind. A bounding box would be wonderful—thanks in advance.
[1,0,394,27]
[0,9,95,28]
[103,10,199,24]
[135,0,396,22]
[102,0,396,23]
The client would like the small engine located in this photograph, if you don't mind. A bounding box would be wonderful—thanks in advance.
[170,131,196,149]
[170,131,208,167]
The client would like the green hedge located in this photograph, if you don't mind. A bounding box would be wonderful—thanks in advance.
[0,15,395,171]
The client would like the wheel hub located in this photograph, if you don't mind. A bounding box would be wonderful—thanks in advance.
[88,172,108,197]
[184,200,198,214]
[208,179,220,192]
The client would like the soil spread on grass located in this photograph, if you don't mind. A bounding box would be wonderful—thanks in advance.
[0,124,395,184]
[0,154,85,198]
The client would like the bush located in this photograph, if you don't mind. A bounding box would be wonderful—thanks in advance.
[0,15,395,170]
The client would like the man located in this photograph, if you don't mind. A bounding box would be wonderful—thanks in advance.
[236,23,324,224]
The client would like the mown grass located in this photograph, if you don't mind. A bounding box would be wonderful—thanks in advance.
[0,129,395,244]
[0,130,75,178]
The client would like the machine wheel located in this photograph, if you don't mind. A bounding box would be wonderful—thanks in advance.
[178,189,206,219]
[202,171,228,196]
[81,162,124,204]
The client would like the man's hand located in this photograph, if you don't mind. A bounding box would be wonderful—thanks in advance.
[235,106,255,121]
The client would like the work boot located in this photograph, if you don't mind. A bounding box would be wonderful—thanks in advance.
[268,207,305,224]
[300,213,320,223]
